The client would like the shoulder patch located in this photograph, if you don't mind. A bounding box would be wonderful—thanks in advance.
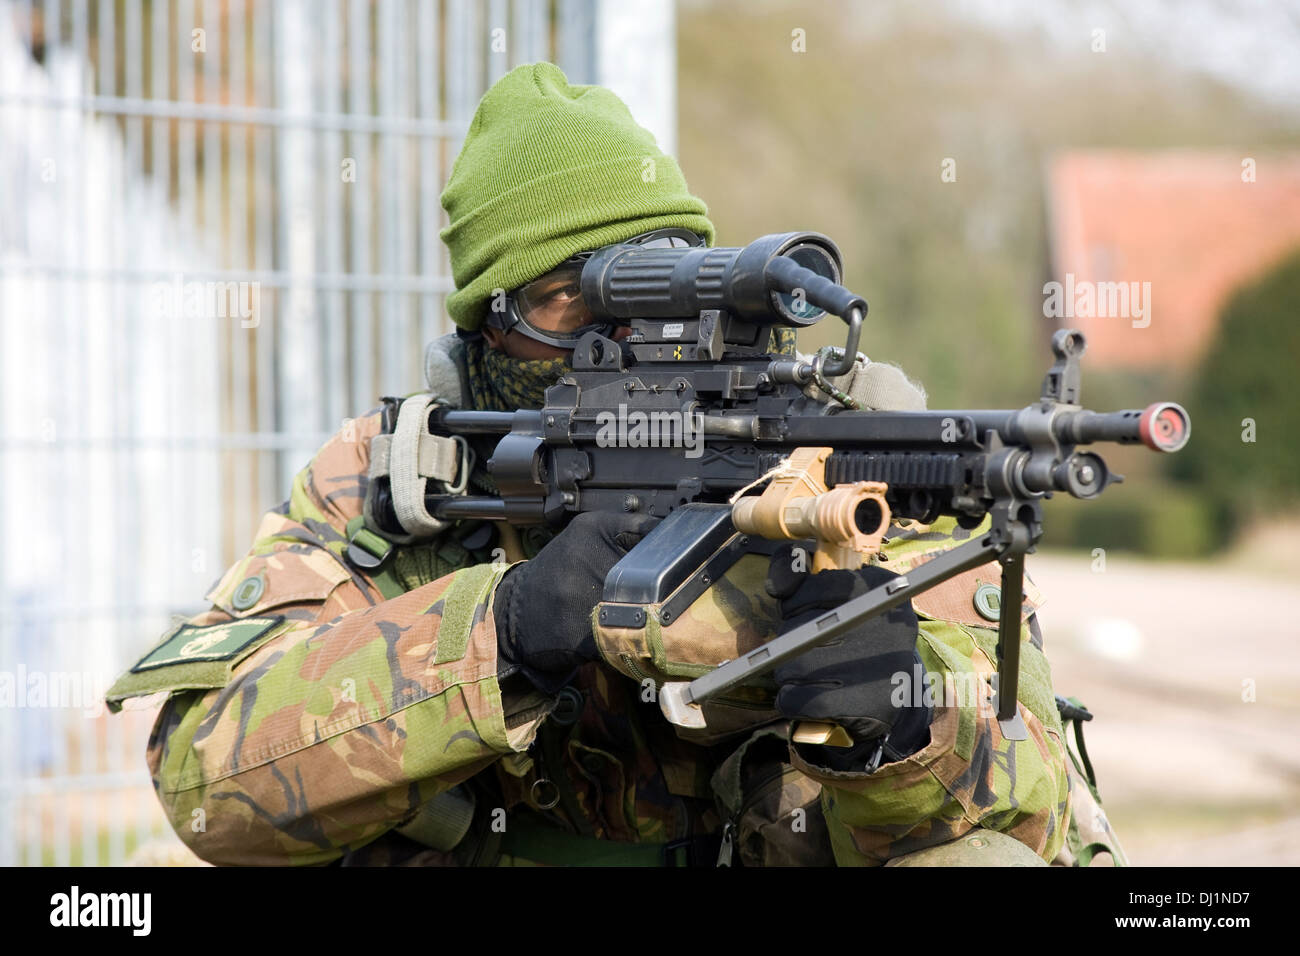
[131,616,285,671]
[105,615,289,713]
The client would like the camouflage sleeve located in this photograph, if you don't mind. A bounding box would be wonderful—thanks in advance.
[145,412,550,866]
[788,519,1072,866]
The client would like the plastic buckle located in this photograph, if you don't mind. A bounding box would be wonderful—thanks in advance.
[345,516,394,571]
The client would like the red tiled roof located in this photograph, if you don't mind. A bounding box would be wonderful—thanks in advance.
[1046,151,1300,370]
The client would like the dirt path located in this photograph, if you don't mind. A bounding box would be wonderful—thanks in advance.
[1027,549,1300,866]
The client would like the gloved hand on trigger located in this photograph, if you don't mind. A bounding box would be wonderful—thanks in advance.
[766,544,933,772]
[493,511,660,694]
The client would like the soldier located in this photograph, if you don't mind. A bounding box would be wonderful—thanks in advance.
[107,63,1123,866]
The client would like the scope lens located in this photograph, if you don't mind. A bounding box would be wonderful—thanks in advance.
[770,242,839,322]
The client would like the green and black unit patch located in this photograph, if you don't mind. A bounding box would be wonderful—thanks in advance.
[105,616,286,713]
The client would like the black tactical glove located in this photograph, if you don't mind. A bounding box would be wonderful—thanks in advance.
[494,511,659,694]
[766,545,932,772]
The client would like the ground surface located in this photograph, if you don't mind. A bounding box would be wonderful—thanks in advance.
[1029,535,1300,866]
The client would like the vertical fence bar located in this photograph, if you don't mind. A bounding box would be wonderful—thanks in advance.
[227,0,249,569]
[197,0,223,619]
[487,0,507,82]
[417,0,441,350]
[276,0,321,489]
[396,0,415,391]
[71,0,86,92]
[446,0,479,162]
[321,0,345,430]
[41,0,70,870]
[125,0,142,168]
[559,0,595,83]
[202,0,220,251]
[122,0,150,864]
[72,0,101,868]
[100,0,141,860]
[148,0,172,624]
[377,0,400,392]
[347,0,373,416]
[97,0,125,863]
[163,0,199,867]
[2,0,34,868]
[96,1,113,99]
[252,0,275,528]
[512,0,545,67]
[0,0,20,870]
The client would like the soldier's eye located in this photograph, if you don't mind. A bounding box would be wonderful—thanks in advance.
[540,283,580,302]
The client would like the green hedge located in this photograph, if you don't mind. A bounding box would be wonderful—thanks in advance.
[1168,249,1300,530]
[1039,485,1221,559]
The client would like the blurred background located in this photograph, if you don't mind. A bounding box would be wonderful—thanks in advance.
[1,0,1297,866]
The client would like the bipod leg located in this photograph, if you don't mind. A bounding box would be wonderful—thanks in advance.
[660,531,1005,729]
[995,547,1029,741]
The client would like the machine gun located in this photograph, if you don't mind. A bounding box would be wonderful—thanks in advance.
[369,231,1189,743]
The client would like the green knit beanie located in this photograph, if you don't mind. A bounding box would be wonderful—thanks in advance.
[440,62,716,331]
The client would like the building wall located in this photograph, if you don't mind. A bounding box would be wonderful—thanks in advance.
[1047,150,1300,372]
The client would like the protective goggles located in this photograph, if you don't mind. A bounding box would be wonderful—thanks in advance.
[486,228,707,349]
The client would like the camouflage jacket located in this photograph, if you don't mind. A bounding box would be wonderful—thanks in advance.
[117,405,1097,867]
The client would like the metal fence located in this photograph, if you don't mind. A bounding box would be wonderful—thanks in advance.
[0,0,674,865]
